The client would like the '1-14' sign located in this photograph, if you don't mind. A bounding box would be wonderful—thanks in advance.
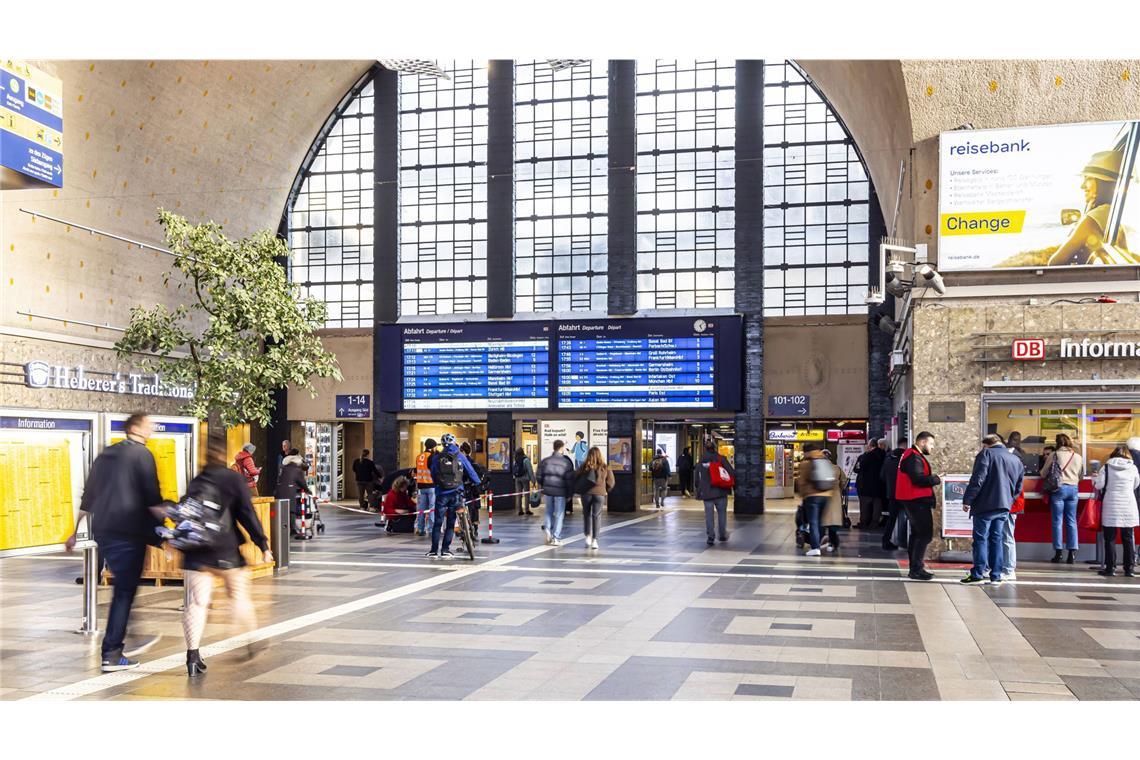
[336,394,370,419]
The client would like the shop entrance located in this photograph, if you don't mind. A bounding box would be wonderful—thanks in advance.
[640,420,735,505]
[289,420,371,503]
[764,420,867,501]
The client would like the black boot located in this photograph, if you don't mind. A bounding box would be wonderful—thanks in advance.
[1051,549,1063,563]
[187,649,206,677]
[1067,549,1076,564]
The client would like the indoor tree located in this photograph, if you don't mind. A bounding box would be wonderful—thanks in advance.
[115,209,341,429]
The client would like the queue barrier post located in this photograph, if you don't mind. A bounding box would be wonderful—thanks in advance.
[481,491,500,544]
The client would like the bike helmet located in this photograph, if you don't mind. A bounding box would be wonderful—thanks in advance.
[441,433,457,446]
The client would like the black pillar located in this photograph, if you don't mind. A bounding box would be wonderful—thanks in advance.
[607,60,637,316]
[485,411,516,509]
[487,60,515,319]
[373,65,400,474]
[733,60,765,515]
[607,410,636,511]
[866,190,892,440]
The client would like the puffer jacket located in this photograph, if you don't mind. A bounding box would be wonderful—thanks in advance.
[536,452,575,497]
[1094,457,1140,528]
[234,449,260,491]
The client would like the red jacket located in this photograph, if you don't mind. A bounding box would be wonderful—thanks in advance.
[383,489,415,518]
[895,447,937,505]
[233,450,260,491]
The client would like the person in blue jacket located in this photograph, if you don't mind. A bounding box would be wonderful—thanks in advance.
[960,434,1024,585]
[427,433,483,559]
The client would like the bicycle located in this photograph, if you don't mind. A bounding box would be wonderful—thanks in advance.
[453,502,477,560]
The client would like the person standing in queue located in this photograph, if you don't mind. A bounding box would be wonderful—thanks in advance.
[414,438,438,537]
[960,434,1023,585]
[677,447,695,498]
[537,439,575,546]
[513,448,536,516]
[695,436,736,546]
[352,449,381,511]
[576,446,615,550]
[427,434,483,559]
[1093,446,1140,577]
[896,432,941,580]
[274,448,309,535]
[65,412,168,672]
[880,442,906,550]
[854,439,887,529]
[181,431,272,676]
[1041,433,1084,564]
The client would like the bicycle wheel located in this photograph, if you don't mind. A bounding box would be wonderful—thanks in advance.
[457,510,476,560]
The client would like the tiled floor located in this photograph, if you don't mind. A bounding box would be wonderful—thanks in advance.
[4,497,1140,701]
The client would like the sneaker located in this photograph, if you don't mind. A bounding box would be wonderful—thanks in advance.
[101,654,140,672]
[989,577,1003,586]
[440,550,455,559]
[424,550,439,559]
[543,528,552,544]
[908,570,935,581]
[590,538,599,549]
[960,575,988,585]
[1098,569,1116,577]
[1001,572,1017,581]
[805,548,821,557]
[824,545,835,553]
[584,535,593,548]
[1125,569,1135,577]
[123,635,160,658]
[718,535,728,542]
[551,538,562,547]
[707,538,715,546]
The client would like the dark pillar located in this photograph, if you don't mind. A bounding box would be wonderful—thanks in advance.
[487,60,515,319]
[485,411,516,509]
[373,65,400,473]
[607,60,637,316]
[733,60,765,515]
[607,411,636,511]
[265,220,294,494]
[866,190,892,440]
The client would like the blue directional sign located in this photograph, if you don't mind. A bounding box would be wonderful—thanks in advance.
[336,394,371,419]
[0,61,64,187]
[767,394,811,417]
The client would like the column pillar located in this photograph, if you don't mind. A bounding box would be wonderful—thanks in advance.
[373,65,400,474]
[487,60,515,319]
[607,60,637,316]
[866,190,892,440]
[606,410,636,512]
[485,411,517,509]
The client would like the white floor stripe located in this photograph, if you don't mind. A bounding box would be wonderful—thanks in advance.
[20,510,663,702]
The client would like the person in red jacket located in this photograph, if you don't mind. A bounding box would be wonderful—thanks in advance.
[233,443,261,493]
[382,476,417,533]
[896,431,941,581]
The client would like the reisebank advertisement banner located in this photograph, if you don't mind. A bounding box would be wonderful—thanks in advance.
[938,120,1140,271]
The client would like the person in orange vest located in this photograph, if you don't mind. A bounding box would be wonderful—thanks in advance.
[413,439,438,536]
[896,431,941,581]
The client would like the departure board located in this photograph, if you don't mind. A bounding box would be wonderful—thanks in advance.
[391,323,552,410]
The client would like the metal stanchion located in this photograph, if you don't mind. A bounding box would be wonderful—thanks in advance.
[273,498,291,573]
[481,491,500,544]
[77,545,99,635]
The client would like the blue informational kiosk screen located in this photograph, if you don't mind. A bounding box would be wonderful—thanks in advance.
[378,315,741,412]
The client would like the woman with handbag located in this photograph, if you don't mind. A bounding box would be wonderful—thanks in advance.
[575,447,614,550]
[1093,446,1140,577]
[179,432,272,677]
[1040,434,1084,563]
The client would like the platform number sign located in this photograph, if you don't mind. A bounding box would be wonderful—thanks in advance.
[767,395,810,417]
[336,394,370,419]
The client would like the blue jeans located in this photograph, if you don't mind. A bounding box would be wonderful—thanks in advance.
[430,490,461,553]
[971,511,1007,581]
[1002,513,1017,574]
[544,495,566,540]
[803,496,828,550]
[98,536,148,657]
[415,487,436,534]
[1050,484,1079,550]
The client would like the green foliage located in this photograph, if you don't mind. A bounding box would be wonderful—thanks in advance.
[115,209,341,426]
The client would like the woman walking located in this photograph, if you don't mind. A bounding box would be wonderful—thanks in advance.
[1093,446,1140,577]
[1040,433,1083,563]
[180,433,272,677]
[576,446,615,550]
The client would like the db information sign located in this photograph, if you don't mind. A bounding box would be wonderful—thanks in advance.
[1012,338,1046,361]
[767,395,810,417]
[941,475,974,538]
[335,394,370,419]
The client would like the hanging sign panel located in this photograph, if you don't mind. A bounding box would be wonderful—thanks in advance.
[0,60,64,187]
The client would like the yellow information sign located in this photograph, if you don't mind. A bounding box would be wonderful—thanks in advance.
[111,436,180,502]
[0,436,75,551]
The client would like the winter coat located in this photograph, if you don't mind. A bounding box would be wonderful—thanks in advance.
[80,439,165,546]
[896,447,939,509]
[962,445,1024,516]
[677,453,694,475]
[694,450,735,501]
[1094,457,1140,528]
[798,450,839,499]
[1040,447,1083,486]
[650,455,671,480]
[180,465,269,572]
[536,452,575,497]
[881,448,905,501]
[352,456,380,483]
[858,447,887,498]
[274,455,308,501]
[578,463,615,496]
[233,449,260,491]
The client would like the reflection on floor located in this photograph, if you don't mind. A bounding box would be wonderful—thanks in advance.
[4,497,1140,701]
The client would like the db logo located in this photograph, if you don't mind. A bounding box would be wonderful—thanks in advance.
[1012,338,1046,361]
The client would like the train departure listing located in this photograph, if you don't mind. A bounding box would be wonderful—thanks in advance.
[403,340,549,410]
[558,336,716,408]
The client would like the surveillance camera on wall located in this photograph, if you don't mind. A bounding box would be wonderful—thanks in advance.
[915,263,946,295]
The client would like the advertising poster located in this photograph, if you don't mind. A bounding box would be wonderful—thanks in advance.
[588,420,608,454]
[540,419,587,461]
[838,443,864,498]
[939,120,1140,271]
[608,437,632,472]
[655,432,678,471]
[941,474,974,538]
[487,437,511,471]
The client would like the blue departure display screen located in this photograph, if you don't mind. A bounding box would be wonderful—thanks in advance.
[377,316,741,412]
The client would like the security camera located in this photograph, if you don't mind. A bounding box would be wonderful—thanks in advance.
[884,269,911,297]
[915,263,946,295]
[872,313,898,335]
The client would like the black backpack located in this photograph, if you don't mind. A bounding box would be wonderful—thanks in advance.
[513,458,526,479]
[434,449,463,491]
[651,458,666,476]
[165,475,232,553]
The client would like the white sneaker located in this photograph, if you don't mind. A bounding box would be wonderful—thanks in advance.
[1002,572,1017,581]
[543,528,552,544]
[824,545,835,553]
[590,538,599,549]
[584,535,593,549]
[551,538,562,547]
[805,548,821,557]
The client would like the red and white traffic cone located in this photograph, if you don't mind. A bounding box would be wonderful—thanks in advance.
[481,491,500,544]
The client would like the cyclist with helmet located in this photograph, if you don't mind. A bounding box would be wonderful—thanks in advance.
[428,433,483,559]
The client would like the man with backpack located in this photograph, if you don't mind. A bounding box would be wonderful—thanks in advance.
[797,443,840,556]
[651,448,672,509]
[536,439,575,546]
[64,412,168,672]
[427,433,483,559]
[513,448,536,516]
[896,432,942,580]
[694,436,736,546]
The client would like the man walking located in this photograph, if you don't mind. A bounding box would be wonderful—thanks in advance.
[694,436,735,546]
[536,439,574,546]
[677,446,695,498]
[414,439,437,536]
[427,434,483,559]
[352,448,381,510]
[650,448,671,509]
[896,432,941,581]
[961,434,1024,585]
[65,413,168,672]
